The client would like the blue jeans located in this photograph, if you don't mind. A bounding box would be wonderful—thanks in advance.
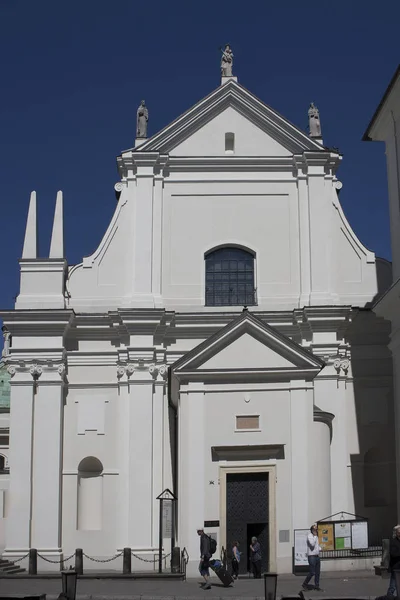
[388,571,398,596]
[304,555,321,588]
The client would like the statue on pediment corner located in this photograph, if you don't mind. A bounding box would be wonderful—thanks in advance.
[136,100,149,139]
[308,102,322,138]
[220,44,234,77]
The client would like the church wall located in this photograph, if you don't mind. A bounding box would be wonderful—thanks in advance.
[62,382,119,557]
[162,180,300,310]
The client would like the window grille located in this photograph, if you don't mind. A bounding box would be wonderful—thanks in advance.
[205,247,256,306]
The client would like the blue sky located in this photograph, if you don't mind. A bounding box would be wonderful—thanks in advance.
[0,1,398,310]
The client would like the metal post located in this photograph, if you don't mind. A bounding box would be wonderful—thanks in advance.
[75,548,83,575]
[29,548,37,575]
[123,547,131,574]
[171,499,176,552]
[158,498,163,573]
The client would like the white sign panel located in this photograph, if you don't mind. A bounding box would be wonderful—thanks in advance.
[294,529,309,567]
[162,500,173,538]
[351,521,368,550]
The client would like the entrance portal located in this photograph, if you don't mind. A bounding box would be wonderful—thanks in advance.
[226,472,269,574]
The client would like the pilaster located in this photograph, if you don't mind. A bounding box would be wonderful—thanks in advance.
[178,382,205,562]
[116,359,167,551]
[295,158,311,306]
[290,382,312,528]
[4,366,35,555]
[131,153,160,305]
[152,160,167,306]
[30,363,66,562]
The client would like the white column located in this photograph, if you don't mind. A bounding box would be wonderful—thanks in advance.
[128,378,154,549]
[314,376,351,514]
[178,383,205,567]
[152,378,165,547]
[297,173,311,306]
[310,420,331,520]
[30,366,64,559]
[4,368,35,556]
[290,383,312,529]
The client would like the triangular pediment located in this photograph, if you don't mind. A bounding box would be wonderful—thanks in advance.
[172,311,324,382]
[132,80,325,156]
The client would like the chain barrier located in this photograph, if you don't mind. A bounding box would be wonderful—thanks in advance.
[37,552,76,564]
[131,551,172,563]
[9,553,29,564]
[83,551,122,563]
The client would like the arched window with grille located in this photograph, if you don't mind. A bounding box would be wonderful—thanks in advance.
[205,246,256,306]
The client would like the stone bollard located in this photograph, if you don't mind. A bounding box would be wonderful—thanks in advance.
[29,548,37,575]
[123,548,131,574]
[171,546,180,573]
[75,548,83,575]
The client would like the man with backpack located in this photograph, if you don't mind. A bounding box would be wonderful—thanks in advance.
[197,528,216,590]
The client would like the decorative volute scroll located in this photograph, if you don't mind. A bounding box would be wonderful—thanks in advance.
[6,361,67,381]
[333,357,350,376]
[29,364,43,378]
[117,361,168,381]
[116,363,135,379]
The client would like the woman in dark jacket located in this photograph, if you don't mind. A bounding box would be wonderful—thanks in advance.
[387,525,400,596]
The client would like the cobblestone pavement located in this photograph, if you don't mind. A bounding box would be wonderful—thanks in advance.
[0,570,391,599]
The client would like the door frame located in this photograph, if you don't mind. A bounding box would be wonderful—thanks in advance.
[219,463,277,572]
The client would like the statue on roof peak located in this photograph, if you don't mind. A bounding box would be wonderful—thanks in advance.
[220,44,234,77]
[308,102,322,138]
[136,100,149,139]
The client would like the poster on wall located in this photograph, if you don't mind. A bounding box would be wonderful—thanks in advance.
[318,523,334,551]
[334,522,351,549]
[351,521,368,549]
[294,529,309,567]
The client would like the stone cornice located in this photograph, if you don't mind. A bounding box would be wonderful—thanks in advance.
[0,310,74,337]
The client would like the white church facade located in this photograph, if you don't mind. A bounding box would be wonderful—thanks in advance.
[1,60,396,575]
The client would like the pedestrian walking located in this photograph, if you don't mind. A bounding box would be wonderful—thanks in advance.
[250,536,262,578]
[231,541,240,579]
[303,523,323,591]
[197,527,212,590]
[387,525,400,597]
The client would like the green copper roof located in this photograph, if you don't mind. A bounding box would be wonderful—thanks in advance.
[0,363,10,409]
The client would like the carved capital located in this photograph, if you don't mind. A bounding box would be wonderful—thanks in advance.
[117,366,126,379]
[158,364,168,379]
[340,359,350,374]
[333,358,341,373]
[126,363,135,376]
[148,363,158,379]
[29,364,43,378]
[7,365,16,377]
[333,356,350,376]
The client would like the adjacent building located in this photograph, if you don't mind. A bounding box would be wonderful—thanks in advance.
[365,65,400,519]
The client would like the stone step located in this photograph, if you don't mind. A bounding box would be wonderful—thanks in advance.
[0,560,26,575]
[0,565,26,574]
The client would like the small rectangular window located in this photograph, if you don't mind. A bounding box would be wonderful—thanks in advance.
[225,132,235,153]
[236,415,260,430]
